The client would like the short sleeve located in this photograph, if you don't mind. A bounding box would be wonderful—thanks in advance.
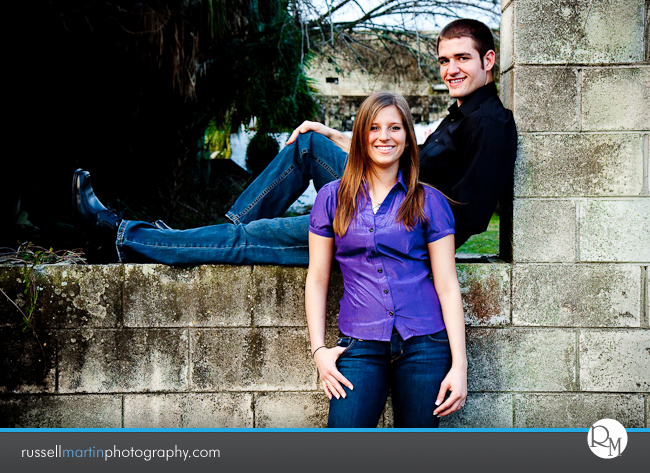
[309,182,338,238]
[423,187,455,243]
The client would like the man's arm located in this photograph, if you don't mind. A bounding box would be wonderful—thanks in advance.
[286,121,351,154]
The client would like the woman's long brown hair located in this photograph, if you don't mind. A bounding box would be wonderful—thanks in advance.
[333,91,427,237]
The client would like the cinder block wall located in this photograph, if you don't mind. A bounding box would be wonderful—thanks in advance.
[500,0,649,426]
[1,0,649,428]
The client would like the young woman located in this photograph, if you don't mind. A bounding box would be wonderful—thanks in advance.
[305,91,467,428]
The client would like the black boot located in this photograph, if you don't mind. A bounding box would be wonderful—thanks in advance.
[72,168,121,262]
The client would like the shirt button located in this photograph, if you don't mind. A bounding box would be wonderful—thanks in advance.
[389,311,394,316]
[369,228,374,232]
[378,268,383,273]
[383,289,389,294]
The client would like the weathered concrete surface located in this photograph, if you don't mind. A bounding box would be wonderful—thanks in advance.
[513,200,576,262]
[579,200,650,262]
[124,393,254,428]
[190,328,317,391]
[0,265,122,328]
[515,134,644,197]
[439,393,513,428]
[582,67,650,131]
[251,267,343,327]
[512,264,641,327]
[514,0,646,64]
[579,329,650,392]
[0,329,55,393]
[500,2,514,71]
[512,67,578,132]
[254,392,328,428]
[457,264,510,326]
[513,393,645,428]
[58,329,189,393]
[124,264,251,327]
[0,395,122,428]
[467,328,577,391]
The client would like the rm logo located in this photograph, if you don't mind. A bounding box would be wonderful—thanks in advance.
[588,419,628,459]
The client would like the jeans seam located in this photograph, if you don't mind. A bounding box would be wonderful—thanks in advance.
[115,220,128,263]
[227,164,297,224]
[123,239,308,250]
[309,153,342,180]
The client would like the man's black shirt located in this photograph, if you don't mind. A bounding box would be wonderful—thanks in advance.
[418,82,517,248]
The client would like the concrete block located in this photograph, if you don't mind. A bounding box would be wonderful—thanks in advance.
[513,67,578,132]
[124,393,254,428]
[58,329,188,393]
[515,134,644,197]
[500,3,514,71]
[579,200,650,262]
[513,199,576,262]
[0,329,55,393]
[514,393,645,428]
[512,264,641,327]
[191,328,317,391]
[579,329,650,392]
[500,70,514,111]
[582,67,650,131]
[0,395,122,428]
[514,0,645,64]
[439,393,513,428]
[123,264,251,327]
[467,328,577,391]
[251,266,307,326]
[252,267,342,327]
[254,392,328,428]
[0,266,33,328]
[457,264,510,326]
[0,265,122,328]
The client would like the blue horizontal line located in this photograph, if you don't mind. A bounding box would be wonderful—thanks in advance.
[5,428,647,433]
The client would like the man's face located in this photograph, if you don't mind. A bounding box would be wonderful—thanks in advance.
[438,37,494,105]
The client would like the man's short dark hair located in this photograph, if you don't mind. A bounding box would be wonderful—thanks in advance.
[437,19,495,62]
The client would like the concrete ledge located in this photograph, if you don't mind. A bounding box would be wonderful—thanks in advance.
[2,263,647,428]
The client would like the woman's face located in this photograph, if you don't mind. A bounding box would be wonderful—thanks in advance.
[366,105,407,172]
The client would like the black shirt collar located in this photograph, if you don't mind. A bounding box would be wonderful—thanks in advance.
[447,81,498,118]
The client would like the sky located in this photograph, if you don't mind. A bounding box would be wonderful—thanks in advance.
[301,0,501,31]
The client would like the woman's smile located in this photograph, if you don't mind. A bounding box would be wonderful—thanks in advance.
[367,105,406,170]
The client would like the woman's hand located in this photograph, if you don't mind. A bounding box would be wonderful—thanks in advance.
[313,346,354,400]
[433,365,467,417]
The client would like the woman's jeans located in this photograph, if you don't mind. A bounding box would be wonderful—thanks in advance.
[328,330,452,428]
[116,132,348,265]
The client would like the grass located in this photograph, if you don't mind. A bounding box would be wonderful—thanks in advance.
[457,213,499,255]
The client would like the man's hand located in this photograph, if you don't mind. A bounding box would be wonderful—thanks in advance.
[286,121,351,154]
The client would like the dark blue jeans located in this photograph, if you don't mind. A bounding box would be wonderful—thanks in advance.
[116,132,348,265]
[328,330,452,428]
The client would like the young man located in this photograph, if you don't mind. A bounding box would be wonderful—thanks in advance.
[74,19,517,265]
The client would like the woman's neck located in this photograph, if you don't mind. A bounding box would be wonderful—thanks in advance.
[367,166,399,203]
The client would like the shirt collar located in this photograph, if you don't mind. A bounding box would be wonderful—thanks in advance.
[363,169,408,192]
[447,81,498,118]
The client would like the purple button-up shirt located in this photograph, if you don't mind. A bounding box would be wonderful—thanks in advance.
[309,172,455,341]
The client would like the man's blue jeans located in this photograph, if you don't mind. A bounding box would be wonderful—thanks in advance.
[328,329,452,428]
[116,132,348,265]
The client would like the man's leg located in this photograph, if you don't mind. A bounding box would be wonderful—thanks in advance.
[226,132,348,224]
[116,215,310,265]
